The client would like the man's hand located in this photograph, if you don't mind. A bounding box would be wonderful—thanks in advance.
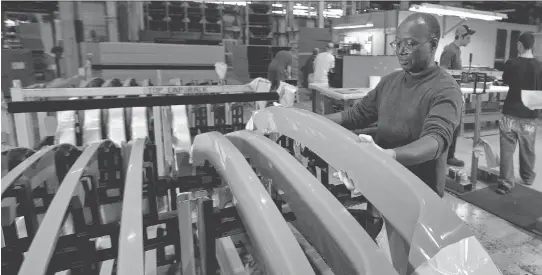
[358,134,396,159]
[332,134,396,194]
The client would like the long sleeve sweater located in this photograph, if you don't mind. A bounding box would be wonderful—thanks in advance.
[340,66,463,197]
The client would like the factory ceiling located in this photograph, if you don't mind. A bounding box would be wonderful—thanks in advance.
[1,1,541,26]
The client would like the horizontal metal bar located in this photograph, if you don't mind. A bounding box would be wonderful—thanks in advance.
[191,132,315,275]
[117,139,147,275]
[18,85,253,98]
[18,141,104,275]
[8,93,279,113]
[92,64,216,71]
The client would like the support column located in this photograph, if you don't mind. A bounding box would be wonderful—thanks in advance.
[287,0,295,30]
[318,0,325,28]
[350,1,356,15]
[127,1,142,41]
[400,1,410,11]
[106,1,119,42]
[59,1,79,77]
[360,1,371,11]
[342,0,347,16]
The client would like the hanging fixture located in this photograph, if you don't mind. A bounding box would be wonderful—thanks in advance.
[409,3,507,21]
[332,23,374,30]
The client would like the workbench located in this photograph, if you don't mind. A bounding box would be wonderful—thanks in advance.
[308,83,371,114]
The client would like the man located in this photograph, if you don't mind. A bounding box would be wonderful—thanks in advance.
[301,48,319,88]
[497,32,542,194]
[438,25,476,167]
[312,43,336,87]
[327,13,463,198]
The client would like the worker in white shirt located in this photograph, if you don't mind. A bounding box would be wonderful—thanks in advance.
[312,43,336,87]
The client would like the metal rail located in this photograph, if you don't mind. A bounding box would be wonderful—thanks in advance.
[18,141,105,275]
[226,130,398,275]
[250,107,474,271]
[191,132,316,275]
[117,138,147,275]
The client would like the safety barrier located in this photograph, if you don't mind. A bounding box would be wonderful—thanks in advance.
[2,74,502,275]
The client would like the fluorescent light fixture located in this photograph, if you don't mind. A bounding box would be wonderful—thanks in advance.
[204,1,250,6]
[409,3,508,21]
[333,23,374,30]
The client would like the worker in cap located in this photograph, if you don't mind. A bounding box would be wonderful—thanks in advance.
[438,24,476,168]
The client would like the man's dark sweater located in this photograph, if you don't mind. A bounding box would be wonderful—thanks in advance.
[340,66,463,197]
[502,57,542,119]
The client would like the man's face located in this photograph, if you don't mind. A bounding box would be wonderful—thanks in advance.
[395,22,433,73]
[460,34,472,46]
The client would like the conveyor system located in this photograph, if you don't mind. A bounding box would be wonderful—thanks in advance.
[2,76,503,275]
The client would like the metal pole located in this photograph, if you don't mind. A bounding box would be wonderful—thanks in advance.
[470,93,481,184]
[177,192,196,275]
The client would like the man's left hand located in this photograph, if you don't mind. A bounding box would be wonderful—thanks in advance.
[358,134,396,159]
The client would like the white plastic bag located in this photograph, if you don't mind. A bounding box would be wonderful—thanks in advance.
[249,77,272,110]
[214,62,228,80]
[521,89,542,110]
[277,81,297,107]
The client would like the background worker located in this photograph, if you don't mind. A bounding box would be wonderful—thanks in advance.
[439,24,476,167]
[327,13,463,198]
[312,43,336,87]
[301,48,319,89]
[497,32,542,194]
[267,50,293,91]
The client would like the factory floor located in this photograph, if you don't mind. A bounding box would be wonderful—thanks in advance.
[296,88,542,275]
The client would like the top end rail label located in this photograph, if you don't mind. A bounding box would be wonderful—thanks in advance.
[146,86,209,95]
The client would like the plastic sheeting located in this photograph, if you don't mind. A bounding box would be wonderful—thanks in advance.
[82,109,102,145]
[521,89,542,110]
[55,101,77,145]
[412,236,502,275]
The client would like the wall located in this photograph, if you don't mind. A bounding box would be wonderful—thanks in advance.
[335,28,386,55]
[332,11,398,55]
[342,55,400,87]
[398,11,539,68]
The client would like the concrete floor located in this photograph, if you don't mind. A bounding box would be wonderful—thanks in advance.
[296,89,542,274]
[447,127,542,275]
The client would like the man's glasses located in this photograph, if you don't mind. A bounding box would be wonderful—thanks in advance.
[390,38,431,53]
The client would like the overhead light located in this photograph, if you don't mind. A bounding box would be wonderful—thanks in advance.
[333,23,374,30]
[409,3,507,21]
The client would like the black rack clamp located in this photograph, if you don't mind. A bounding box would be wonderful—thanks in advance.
[461,72,488,95]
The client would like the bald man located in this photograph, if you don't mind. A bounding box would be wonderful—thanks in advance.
[312,43,336,86]
[326,13,462,197]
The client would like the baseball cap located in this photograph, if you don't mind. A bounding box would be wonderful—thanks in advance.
[455,25,476,37]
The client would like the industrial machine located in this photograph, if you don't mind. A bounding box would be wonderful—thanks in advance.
[2,69,503,275]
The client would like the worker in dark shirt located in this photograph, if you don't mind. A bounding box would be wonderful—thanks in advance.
[497,32,542,194]
[326,13,463,198]
[301,48,319,89]
[267,50,293,91]
[439,25,476,167]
